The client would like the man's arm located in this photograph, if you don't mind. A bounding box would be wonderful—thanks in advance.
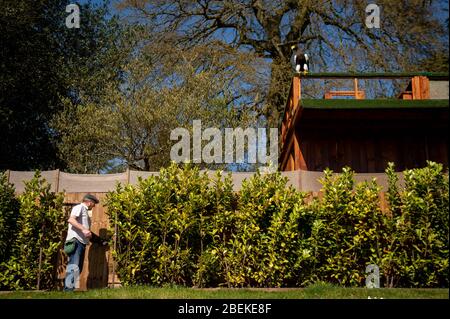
[68,216,92,239]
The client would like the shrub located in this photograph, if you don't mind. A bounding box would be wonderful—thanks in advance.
[223,170,307,287]
[383,161,449,287]
[304,168,388,286]
[0,171,65,290]
[106,163,235,287]
[194,170,236,287]
[106,162,449,288]
[0,172,20,263]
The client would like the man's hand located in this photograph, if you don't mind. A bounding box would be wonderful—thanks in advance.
[82,229,92,239]
[68,217,92,239]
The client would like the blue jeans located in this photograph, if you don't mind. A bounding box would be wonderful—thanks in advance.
[64,238,86,291]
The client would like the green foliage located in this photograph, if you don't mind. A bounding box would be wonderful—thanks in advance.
[193,171,236,287]
[53,39,256,173]
[106,162,449,288]
[223,171,306,287]
[304,168,387,286]
[0,172,65,290]
[0,172,20,263]
[383,162,449,287]
[106,163,237,286]
[1,0,127,170]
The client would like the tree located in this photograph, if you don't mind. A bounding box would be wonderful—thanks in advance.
[0,0,127,170]
[116,0,448,126]
[52,34,263,172]
[417,51,449,72]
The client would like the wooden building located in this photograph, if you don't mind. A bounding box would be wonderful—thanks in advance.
[279,73,449,172]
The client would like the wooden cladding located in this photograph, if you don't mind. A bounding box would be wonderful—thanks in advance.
[289,127,448,173]
[279,74,448,173]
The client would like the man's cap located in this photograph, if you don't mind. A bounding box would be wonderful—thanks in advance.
[83,194,99,204]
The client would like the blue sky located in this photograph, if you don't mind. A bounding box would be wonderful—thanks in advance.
[76,0,448,172]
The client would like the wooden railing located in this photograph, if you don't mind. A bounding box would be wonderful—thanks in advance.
[324,78,365,99]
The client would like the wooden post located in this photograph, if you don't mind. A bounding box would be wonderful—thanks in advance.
[412,76,430,99]
[292,76,301,112]
[305,191,314,204]
[419,76,430,99]
[55,169,60,193]
[111,211,118,288]
[126,168,131,184]
[354,78,365,99]
[412,76,420,99]
[379,192,392,217]
[298,76,302,101]
[317,191,324,201]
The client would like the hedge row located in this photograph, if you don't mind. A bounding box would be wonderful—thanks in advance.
[105,162,448,288]
[0,172,65,290]
[0,162,447,290]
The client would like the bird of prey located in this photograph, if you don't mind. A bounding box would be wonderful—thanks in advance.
[291,45,309,74]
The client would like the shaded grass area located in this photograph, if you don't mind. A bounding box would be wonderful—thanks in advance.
[0,283,448,299]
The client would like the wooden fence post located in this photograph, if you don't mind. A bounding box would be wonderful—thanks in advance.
[379,192,390,216]
[55,169,60,193]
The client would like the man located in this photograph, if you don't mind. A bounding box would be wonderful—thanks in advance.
[63,194,99,291]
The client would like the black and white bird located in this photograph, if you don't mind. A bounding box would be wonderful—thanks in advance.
[291,45,309,74]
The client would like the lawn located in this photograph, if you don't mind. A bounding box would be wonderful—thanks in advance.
[0,284,448,299]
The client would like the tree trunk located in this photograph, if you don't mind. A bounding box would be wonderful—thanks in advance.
[264,58,293,128]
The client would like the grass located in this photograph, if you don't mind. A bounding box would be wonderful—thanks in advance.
[0,283,448,299]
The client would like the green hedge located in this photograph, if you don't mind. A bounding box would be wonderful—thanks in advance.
[0,172,20,264]
[382,162,449,287]
[0,163,447,290]
[0,172,65,290]
[106,162,449,288]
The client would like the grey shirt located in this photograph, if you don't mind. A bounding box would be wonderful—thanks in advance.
[65,203,91,245]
